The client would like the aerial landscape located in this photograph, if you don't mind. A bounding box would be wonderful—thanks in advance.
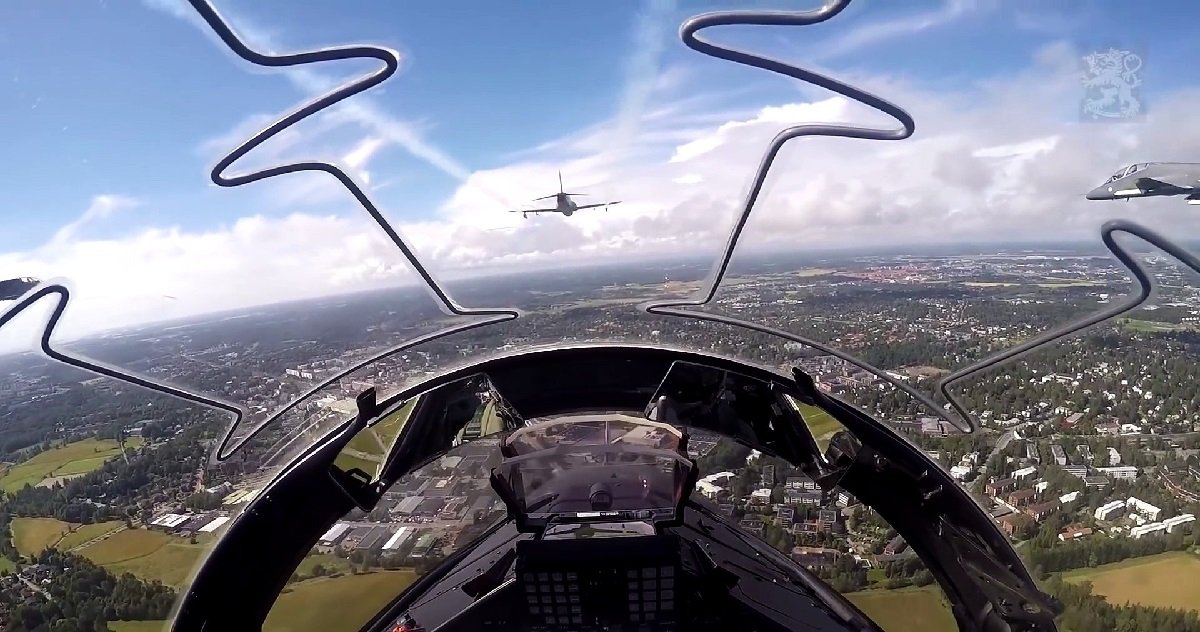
[4,0,1200,629]
[3,245,1200,631]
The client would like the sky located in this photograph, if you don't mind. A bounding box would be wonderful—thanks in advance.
[2,0,1200,341]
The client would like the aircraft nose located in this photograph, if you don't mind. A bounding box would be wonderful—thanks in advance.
[1085,187,1109,201]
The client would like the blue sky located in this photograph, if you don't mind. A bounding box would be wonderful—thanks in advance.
[2,0,1199,333]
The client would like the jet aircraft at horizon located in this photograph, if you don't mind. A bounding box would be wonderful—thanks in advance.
[1086,162,1200,204]
[512,172,621,218]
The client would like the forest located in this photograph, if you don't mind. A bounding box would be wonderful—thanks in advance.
[3,550,176,632]
[4,428,209,525]
[1042,574,1200,632]
[1023,528,1200,574]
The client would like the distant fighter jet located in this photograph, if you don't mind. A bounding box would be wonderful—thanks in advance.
[0,277,39,301]
[511,171,621,218]
[1086,162,1200,204]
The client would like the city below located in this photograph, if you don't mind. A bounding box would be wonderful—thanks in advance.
[3,244,1200,631]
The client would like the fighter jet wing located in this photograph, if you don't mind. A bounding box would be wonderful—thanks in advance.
[1136,176,1195,192]
[574,201,622,210]
[0,277,39,301]
[509,208,558,214]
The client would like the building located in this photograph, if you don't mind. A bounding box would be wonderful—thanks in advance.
[410,533,438,558]
[761,465,776,488]
[1063,465,1088,478]
[1126,497,1161,522]
[1008,489,1036,508]
[391,496,424,516]
[1076,445,1093,462]
[998,513,1033,537]
[986,478,1017,496]
[1059,525,1094,542]
[1164,514,1195,534]
[777,506,795,528]
[950,465,973,480]
[204,481,234,499]
[836,491,856,508]
[1024,443,1039,463]
[1025,501,1059,522]
[383,527,414,551]
[1082,476,1109,489]
[1097,422,1121,436]
[356,528,389,551]
[1050,444,1068,466]
[1094,500,1125,521]
[1098,466,1138,480]
[1059,491,1080,505]
[791,547,842,568]
[786,476,819,491]
[787,491,823,506]
[1130,522,1166,539]
[817,510,840,533]
[1107,447,1122,466]
[1013,465,1037,480]
[883,535,907,555]
[750,488,772,505]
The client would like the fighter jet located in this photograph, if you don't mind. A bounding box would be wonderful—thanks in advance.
[0,277,39,301]
[1086,162,1200,204]
[511,172,621,218]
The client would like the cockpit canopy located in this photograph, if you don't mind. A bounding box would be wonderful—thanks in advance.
[1106,162,1153,183]
[492,415,695,533]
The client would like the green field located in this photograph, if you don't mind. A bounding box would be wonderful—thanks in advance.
[963,281,1018,288]
[1061,551,1200,611]
[1119,318,1190,333]
[1036,281,1100,288]
[374,399,415,447]
[0,556,16,572]
[0,437,142,493]
[338,400,418,478]
[294,552,355,578]
[846,586,956,632]
[58,521,125,550]
[108,621,167,632]
[11,517,73,556]
[80,528,210,588]
[264,570,417,632]
[795,401,845,449]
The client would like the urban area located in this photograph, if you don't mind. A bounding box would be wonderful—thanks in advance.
[3,247,1200,632]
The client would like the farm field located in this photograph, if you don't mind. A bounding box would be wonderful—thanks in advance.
[1061,551,1200,612]
[79,528,211,588]
[0,437,143,492]
[264,570,417,632]
[846,586,956,632]
[11,517,73,556]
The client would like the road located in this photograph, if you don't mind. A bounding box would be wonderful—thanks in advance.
[16,574,51,601]
[989,421,1034,460]
[65,525,127,553]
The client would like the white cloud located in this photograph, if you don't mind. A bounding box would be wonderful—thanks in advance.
[8,38,1200,342]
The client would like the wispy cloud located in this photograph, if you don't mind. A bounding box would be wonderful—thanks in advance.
[48,195,139,247]
[612,0,678,153]
[813,0,992,61]
[142,0,473,183]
